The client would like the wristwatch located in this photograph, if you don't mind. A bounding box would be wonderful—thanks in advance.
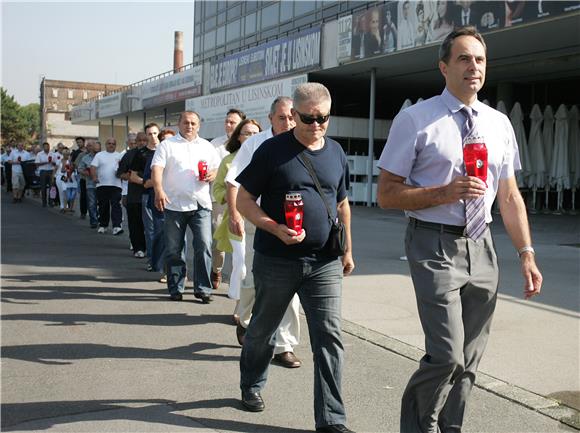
[517,246,535,258]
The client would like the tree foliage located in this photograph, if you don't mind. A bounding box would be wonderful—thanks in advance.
[1,87,40,147]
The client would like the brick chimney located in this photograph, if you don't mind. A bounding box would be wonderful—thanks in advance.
[174,31,184,73]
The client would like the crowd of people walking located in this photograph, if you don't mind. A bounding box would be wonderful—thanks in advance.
[3,28,544,433]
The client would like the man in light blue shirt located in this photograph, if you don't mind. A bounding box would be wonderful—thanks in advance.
[377,27,542,432]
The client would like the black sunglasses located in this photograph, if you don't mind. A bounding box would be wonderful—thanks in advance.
[294,110,330,125]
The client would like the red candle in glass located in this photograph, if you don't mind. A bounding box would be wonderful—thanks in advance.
[198,160,208,180]
[284,192,304,234]
[463,137,488,185]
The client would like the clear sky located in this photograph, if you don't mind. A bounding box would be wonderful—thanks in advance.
[1,1,194,106]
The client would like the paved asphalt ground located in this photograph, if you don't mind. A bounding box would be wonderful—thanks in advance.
[1,191,579,432]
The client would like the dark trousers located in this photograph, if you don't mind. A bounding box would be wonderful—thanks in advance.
[5,164,12,192]
[79,178,87,216]
[127,202,146,252]
[96,186,122,229]
[240,252,346,429]
[39,170,53,206]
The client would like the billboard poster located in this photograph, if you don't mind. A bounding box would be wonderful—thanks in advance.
[209,27,320,92]
[337,15,352,62]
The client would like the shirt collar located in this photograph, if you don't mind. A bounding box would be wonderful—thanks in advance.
[441,87,485,116]
[175,132,199,143]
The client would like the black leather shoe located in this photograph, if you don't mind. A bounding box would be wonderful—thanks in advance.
[194,293,213,304]
[272,351,301,368]
[236,324,246,346]
[316,424,355,433]
[169,293,183,301]
[241,390,265,412]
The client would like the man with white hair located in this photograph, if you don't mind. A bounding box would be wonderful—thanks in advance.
[236,83,355,433]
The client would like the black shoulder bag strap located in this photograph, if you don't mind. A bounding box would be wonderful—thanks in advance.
[298,153,336,224]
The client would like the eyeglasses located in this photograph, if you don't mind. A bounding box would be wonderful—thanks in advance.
[294,110,330,125]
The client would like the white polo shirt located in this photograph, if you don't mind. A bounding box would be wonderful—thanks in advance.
[151,132,220,212]
[9,150,30,174]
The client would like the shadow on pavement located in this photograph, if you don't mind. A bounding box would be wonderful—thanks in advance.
[1,312,233,327]
[1,398,312,433]
[1,342,241,365]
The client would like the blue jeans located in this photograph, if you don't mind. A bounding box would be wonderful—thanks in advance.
[151,209,166,273]
[240,252,346,429]
[86,187,98,226]
[142,194,154,261]
[163,208,212,296]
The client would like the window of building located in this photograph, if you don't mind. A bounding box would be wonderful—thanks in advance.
[226,18,241,42]
[83,91,88,100]
[261,2,279,28]
[227,3,242,19]
[68,104,73,111]
[52,103,58,110]
[295,1,316,16]
[280,1,294,22]
[67,89,74,99]
[205,1,217,16]
[217,11,226,25]
[204,15,217,30]
[216,25,225,46]
[204,29,216,50]
[217,0,227,12]
[244,12,256,35]
[51,88,59,98]
[194,36,201,54]
[245,1,258,13]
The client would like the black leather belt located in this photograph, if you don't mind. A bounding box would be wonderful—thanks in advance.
[409,217,466,235]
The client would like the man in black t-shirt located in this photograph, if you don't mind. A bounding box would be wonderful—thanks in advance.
[236,83,355,433]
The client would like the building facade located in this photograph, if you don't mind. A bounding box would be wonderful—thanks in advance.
[40,79,124,148]
[72,1,580,207]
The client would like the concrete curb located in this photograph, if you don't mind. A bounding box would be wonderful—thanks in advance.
[341,320,580,431]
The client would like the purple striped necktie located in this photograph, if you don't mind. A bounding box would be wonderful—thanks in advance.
[461,106,487,240]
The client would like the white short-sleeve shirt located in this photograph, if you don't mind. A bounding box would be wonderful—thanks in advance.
[90,151,123,188]
[151,132,220,212]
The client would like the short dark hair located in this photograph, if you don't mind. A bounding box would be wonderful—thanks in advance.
[145,122,160,132]
[75,136,85,143]
[42,142,50,147]
[439,26,486,64]
[227,108,246,120]
[178,111,200,123]
[225,119,262,153]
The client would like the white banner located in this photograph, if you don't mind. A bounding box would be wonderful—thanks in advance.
[186,74,307,124]
[97,93,122,118]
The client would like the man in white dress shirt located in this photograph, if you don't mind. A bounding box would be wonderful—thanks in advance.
[151,111,220,303]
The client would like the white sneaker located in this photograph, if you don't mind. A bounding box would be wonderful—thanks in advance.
[112,227,124,236]
[134,250,145,258]
[97,227,106,234]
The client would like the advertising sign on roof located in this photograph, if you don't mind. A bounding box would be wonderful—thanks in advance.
[209,27,320,92]
[141,65,203,109]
